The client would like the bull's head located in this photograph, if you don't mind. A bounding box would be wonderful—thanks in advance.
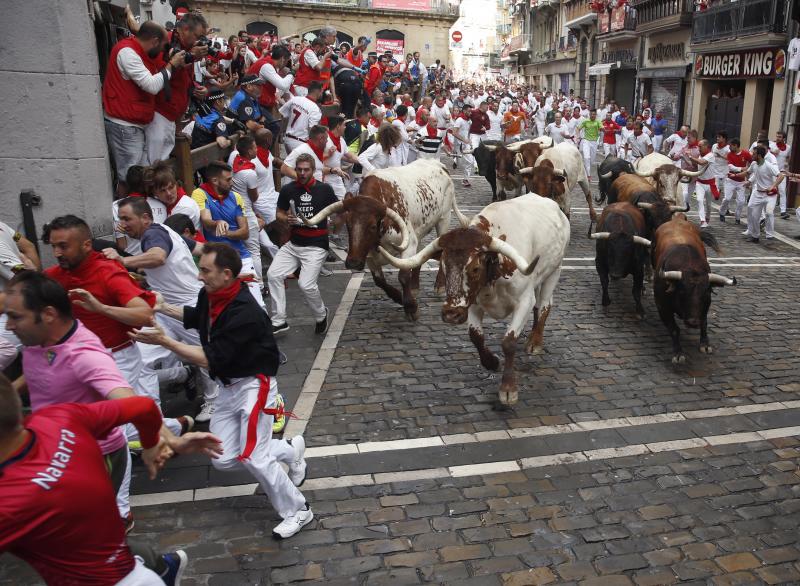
[378,228,539,325]
[518,161,566,203]
[301,196,410,271]
[590,231,650,279]
[635,164,702,205]
[658,269,736,328]
[636,200,689,233]
[494,148,516,181]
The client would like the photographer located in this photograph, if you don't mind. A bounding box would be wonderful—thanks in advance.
[248,44,293,135]
[146,12,209,164]
[294,37,332,97]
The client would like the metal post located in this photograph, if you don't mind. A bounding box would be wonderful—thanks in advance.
[19,190,42,256]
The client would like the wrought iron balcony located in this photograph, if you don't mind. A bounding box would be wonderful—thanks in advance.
[692,0,787,44]
[597,5,637,37]
[631,0,692,32]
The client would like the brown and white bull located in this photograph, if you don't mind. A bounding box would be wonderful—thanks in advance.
[378,194,570,407]
[652,214,736,364]
[518,142,597,221]
[482,137,553,200]
[634,153,702,207]
[300,159,468,321]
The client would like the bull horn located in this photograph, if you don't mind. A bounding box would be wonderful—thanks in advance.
[637,202,654,210]
[518,166,534,175]
[514,152,525,171]
[487,237,540,275]
[384,206,411,250]
[378,238,441,270]
[552,167,566,177]
[680,168,703,178]
[635,168,654,178]
[301,201,344,226]
[633,236,652,247]
[483,145,498,151]
[659,270,683,281]
[670,202,690,213]
[600,170,613,179]
[708,273,737,286]
[589,232,611,240]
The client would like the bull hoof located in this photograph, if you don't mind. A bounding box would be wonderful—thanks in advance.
[481,354,501,372]
[497,388,518,406]
[526,343,544,355]
[404,309,420,322]
[699,344,713,354]
[602,296,611,307]
[672,353,686,364]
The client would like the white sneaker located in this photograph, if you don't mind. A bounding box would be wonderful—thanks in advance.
[195,402,215,423]
[288,436,307,487]
[272,506,313,539]
[699,221,708,228]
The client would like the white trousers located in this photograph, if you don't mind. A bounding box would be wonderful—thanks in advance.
[253,194,280,258]
[694,182,713,224]
[469,133,484,150]
[460,143,474,179]
[115,446,132,519]
[115,558,163,586]
[721,179,747,221]
[144,112,176,165]
[114,344,182,437]
[240,256,266,309]
[603,143,617,157]
[267,242,328,324]
[652,134,664,153]
[138,313,220,402]
[745,192,777,238]
[778,178,787,213]
[535,121,545,138]
[210,376,306,518]
[581,141,597,178]
[244,212,263,285]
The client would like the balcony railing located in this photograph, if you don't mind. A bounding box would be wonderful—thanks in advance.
[531,42,558,62]
[632,0,692,27]
[692,0,786,43]
[497,23,513,35]
[598,5,637,34]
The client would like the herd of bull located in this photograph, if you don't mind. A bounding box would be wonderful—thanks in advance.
[301,143,737,407]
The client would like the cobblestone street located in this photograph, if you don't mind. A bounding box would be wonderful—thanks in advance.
[4,169,800,585]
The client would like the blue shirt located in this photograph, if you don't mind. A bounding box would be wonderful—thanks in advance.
[651,117,668,136]
[190,187,250,258]
[614,114,627,127]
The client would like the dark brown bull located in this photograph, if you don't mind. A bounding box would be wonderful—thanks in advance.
[590,202,651,315]
[522,160,569,218]
[611,173,688,240]
[652,214,736,364]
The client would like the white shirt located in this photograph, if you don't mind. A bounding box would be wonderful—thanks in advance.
[747,159,780,191]
[789,37,800,71]
[626,132,652,158]
[665,133,688,159]
[545,122,569,144]
[391,118,411,163]
[258,62,294,101]
[430,103,451,129]
[711,143,731,177]
[324,135,349,198]
[140,224,201,307]
[566,117,583,141]
[168,195,201,231]
[771,143,791,170]
[244,48,258,69]
[0,221,22,286]
[283,143,324,181]
[229,164,258,214]
[227,150,274,214]
[486,110,503,141]
[303,49,321,69]
[279,96,322,140]
[106,48,171,127]
[453,116,470,145]
[697,152,715,181]
[358,143,402,173]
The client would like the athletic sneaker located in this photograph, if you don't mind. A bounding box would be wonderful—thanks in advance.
[319,266,333,277]
[123,512,135,535]
[272,505,314,539]
[699,221,708,228]
[272,394,287,434]
[315,308,329,335]
[279,351,288,365]
[272,322,290,336]
[288,436,307,486]
[160,550,188,586]
[177,415,194,435]
[195,402,215,423]
[127,440,142,454]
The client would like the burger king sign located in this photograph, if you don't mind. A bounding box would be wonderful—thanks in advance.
[694,48,785,79]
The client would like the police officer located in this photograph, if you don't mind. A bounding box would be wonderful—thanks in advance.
[190,89,233,149]
[229,74,267,132]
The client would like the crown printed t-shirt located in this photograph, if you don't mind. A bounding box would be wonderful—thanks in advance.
[277,179,338,249]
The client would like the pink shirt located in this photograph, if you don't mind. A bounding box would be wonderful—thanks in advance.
[22,321,130,454]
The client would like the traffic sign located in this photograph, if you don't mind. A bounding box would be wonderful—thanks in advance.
[452,31,463,42]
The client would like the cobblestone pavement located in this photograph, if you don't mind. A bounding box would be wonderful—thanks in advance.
[3,162,800,585]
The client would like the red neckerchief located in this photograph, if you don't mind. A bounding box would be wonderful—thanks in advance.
[369,117,381,127]
[208,280,242,325]
[460,113,469,120]
[232,154,256,173]
[687,140,698,148]
[256,146,271,168]
[677,131,686,139]
[307,140,326,162]
[165,187,188,215]
[426,125,438,138]
[128,192,146,198]
[328,131,342,152]
[295,177,317,191]
[200,182,227,203]
[403,99,413,106]
[777,142,787,151]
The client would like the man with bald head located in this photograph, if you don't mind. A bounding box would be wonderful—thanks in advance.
[102,21,187,191]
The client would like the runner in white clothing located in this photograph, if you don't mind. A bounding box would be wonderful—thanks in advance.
[358,125,403,173]
[486,101,504,141]
[325,116,359,199]
[281,125,334,183]
[770,131,791,218]
[743,146,780,242]
[685,140,715,228]
[279,81,323,152]
[710,132,730,202]
[545,112,570,145]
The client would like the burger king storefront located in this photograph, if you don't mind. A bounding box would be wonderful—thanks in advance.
[689,48,786,144]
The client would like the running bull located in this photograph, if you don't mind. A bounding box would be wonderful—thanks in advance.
[652,214,736,364]
[633,152,702,207]
[300,159,468,321]
[597,155,634,204]
[378,194,570,407]
[475,137,552,201]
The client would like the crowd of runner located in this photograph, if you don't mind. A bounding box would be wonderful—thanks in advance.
[0,5,798,585]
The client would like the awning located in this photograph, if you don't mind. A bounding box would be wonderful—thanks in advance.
[588,63,613,76]
[637,65,690,79]
[564,12,597,30]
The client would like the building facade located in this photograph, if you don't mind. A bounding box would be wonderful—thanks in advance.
[195,0,459,68]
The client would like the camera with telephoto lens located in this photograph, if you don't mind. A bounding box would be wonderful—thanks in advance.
[197,36,219,57]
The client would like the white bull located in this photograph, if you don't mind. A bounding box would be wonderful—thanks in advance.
[518,142,597,221]
[634,153,702,207]
[379,194,570,407]
[300,158,469,321]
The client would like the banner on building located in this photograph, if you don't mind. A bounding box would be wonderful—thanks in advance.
[373,0,430,10]
[694,48,786,79]
[376,38,405,55]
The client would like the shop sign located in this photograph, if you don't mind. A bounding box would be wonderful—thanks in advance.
[648,42,685,65]
[694,48,786,79]
[601,48,635,64]
[376,38,405,54]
